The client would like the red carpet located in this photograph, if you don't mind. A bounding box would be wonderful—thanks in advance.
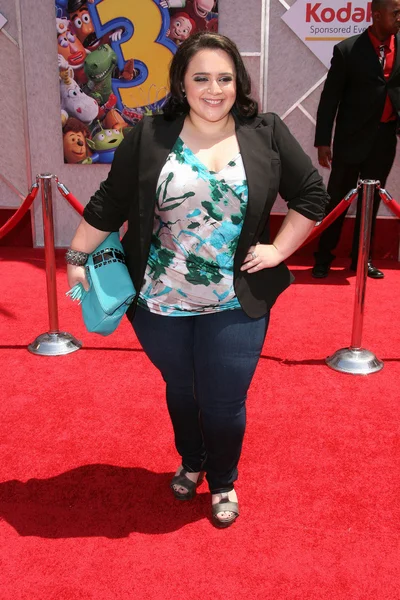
[0,248,399,599]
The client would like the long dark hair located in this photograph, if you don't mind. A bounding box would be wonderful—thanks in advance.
[163,31,258,120]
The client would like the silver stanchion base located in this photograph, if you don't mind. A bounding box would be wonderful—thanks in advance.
[28,332,82,356]
[326,348,383,375]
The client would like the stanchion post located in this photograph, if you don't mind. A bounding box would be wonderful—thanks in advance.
[28,174,82,356]
[351,180,375,349]
[326,180,383,375]
[42,174,59,334]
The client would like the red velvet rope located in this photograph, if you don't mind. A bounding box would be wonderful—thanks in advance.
[300,188,359,248]
[0,184,39,240]
[379,188,400,219]
[4,182,396,247]
[0,179,85,241]
[56,182,84,216]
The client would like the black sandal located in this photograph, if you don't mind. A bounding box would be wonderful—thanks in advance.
[212,494,240,528]
[170,468,205,501]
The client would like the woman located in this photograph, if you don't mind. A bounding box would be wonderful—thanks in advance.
[67,31,328,528]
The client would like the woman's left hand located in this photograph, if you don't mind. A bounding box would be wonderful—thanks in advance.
[241,244,285,273]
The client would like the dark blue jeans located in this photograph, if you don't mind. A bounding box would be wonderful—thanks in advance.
[132,306,269,494]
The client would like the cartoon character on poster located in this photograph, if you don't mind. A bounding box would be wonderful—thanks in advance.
[55,0,219,164]
[162,0,218,32]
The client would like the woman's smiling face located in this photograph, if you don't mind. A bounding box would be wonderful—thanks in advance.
[183,48,237,124]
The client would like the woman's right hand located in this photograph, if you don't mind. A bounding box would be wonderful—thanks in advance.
[67,264,90,291]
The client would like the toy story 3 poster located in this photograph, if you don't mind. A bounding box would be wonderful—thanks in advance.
[55,0,219,165]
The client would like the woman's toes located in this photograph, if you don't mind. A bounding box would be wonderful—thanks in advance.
[173,484,187,495]
[171,466,202,498]
[212,490,238,525]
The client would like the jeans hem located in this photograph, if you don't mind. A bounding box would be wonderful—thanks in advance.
[209,485,235,495]
[182,462,205,473]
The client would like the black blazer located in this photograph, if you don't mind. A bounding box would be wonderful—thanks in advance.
[84,112,328,318]
[315,30,400,163]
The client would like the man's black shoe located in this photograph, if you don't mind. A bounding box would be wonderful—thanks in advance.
[312,263,330,278]
[349,262,384,279]
[367,262,384,278]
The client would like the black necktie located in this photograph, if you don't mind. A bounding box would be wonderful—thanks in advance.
[379,45,386,70]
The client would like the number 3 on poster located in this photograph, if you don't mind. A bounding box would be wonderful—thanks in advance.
[96,0,173,107]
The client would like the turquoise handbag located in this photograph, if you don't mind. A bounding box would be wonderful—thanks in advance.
[67,232,136,336]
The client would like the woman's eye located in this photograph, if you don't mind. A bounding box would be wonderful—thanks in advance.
[194,77,207,82]
[220,77,233,83]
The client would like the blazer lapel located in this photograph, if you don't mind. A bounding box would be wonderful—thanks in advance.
[235,117,274,269]
[389,32,400,79]
[360,29,385,81]
[137,115,185,248]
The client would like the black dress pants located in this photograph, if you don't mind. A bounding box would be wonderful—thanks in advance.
[314,121,397,266]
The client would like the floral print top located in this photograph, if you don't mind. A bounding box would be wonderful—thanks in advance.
[138,137,248,316]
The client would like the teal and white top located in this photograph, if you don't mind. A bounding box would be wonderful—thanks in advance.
[138,137,248,316]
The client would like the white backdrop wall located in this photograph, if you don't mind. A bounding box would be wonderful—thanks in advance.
[0,0,398,246]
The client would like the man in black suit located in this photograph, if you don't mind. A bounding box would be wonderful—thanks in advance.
[312,0,400,279]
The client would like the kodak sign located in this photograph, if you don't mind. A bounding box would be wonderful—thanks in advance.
[281,0,372,68]
[305,2,372,23]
